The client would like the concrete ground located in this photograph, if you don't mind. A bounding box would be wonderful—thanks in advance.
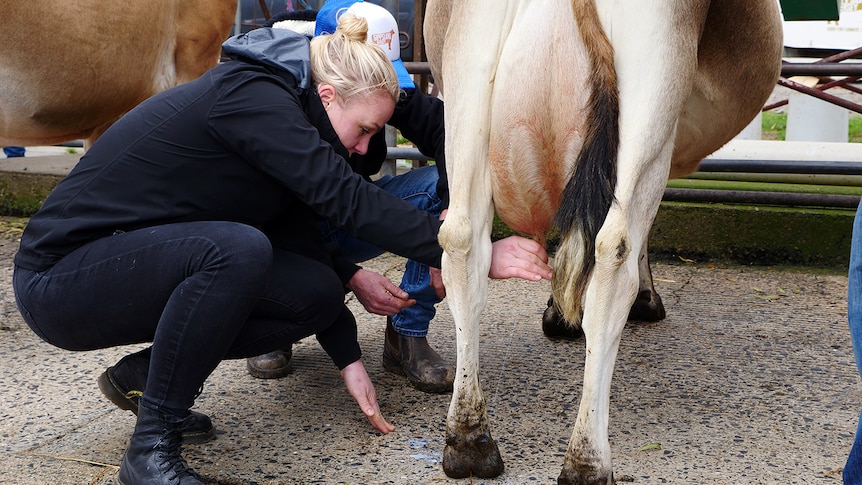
[0,145,860,484]
[0,233,858,484]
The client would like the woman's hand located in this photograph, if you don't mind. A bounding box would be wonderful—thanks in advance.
[347,268,415,316]
[341,359,395,434]
[489,236,552,281]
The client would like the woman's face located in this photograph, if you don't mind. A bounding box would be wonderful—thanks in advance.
[320,86,395,157]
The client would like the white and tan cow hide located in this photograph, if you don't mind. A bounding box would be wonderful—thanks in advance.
[424,0,782,483]
[0,0,237,148]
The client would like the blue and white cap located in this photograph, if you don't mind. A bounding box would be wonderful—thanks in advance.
[315,0,414,89]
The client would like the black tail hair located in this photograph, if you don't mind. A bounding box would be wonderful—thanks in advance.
[551,0,619,320]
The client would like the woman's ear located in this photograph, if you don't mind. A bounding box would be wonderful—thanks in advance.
[317,84,336,109]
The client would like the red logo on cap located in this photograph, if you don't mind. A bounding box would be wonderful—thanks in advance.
[371,29,396,51]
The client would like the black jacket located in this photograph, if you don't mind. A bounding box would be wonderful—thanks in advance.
[260,10,448,283]
[353,89,447,206]
[14,28,443,368]
[15,29,442,272]
[263,9,448,206]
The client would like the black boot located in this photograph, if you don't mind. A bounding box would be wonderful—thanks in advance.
[246,347,293,379]
[383,317,454,393]
[98,348,215,444]
[117,404,204,485]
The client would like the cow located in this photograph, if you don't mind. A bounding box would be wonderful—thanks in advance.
[424,0,783,482]
[0,0,237,148]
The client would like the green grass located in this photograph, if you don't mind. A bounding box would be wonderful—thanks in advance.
[762,111,862,142]
[851,117,862,143]
[761,111,787,140]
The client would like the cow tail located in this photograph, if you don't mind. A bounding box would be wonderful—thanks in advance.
[551,0,619,324]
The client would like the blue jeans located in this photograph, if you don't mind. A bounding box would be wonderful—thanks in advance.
[319,165,443,337]
[847,201,862,484]
[14,221,349,417]
[3,146,24,157]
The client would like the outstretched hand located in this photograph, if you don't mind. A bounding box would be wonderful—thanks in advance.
[489,235,553,281]
[412,205,551,299]
[341,359,395,434]
[347,268,416,316]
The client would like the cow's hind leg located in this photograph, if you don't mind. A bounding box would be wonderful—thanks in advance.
[558,3,707,482]
[542,295,584,340]
[542,243,665,340]
[628,242,666,322]
[438,166,503,479]
[558,209,640,485]
[433,1,508,476]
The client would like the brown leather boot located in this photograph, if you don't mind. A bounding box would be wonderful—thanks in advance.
[382,317,454,393]
[246,347,293,379]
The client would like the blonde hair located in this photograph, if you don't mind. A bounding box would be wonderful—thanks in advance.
[309,13,400,105]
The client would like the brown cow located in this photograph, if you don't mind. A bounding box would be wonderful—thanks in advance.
[425,0,783,482]
[0,0,237,148]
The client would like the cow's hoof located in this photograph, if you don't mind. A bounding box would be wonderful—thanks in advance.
[558,470,615,485]
[442,432,504,478]
[542,298,584,340]
[627,289,666,322]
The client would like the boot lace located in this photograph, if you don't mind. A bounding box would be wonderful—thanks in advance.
[155,429,203,483]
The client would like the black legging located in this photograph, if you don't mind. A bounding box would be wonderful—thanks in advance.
[13,221,345,417]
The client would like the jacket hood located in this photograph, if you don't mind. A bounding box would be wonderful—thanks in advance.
[221,28,312,90]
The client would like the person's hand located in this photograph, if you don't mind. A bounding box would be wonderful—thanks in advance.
[347,268,415,316]
[429,267,445,299]
[489,235,553,281]
[341,359,395,434]
[431,209,448,299]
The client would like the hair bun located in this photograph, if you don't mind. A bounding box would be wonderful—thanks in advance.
[335,13,369,43]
